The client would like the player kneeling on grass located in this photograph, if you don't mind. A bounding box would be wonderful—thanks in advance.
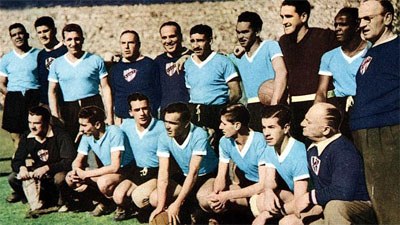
[10,106,75,218]
[149,102,218,225]
[64,106,134,216]
[251,104,309,225]
[196,103,267,224]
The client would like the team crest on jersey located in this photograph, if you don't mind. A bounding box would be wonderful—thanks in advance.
[123,68,138,82]
[311,156,321,175]
[37,149,49,162]
[359,56,372,75]
[45,57,56,70]
[165,62,177,76]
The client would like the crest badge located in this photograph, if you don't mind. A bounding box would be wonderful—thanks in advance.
[165,62,177,76]
[123,68,138,82]
[359,56,372,75]
[311,156,321,175]
[37,149,49,162]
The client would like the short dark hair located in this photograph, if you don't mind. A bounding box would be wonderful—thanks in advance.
[336,7,359,25]
[78,106,105,125]
[127,92,150,109]
[163,102,191,123]
[62,23,83,39]
[29,106,51,126]
[237,11,263,33]
[281,0,311,21]
[160,21,182,37]
[34,16,56,29]
[324,105,342,132]
[9,23,27,34]
[190,24,213,41]
[261,104,292,128]
[220,103,250,127]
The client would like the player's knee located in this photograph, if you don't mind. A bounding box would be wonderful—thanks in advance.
[149,190,158,207]
[324,200,351,221]
[132,189,149,209]
[53,172,66,187]
[97,177,113,194]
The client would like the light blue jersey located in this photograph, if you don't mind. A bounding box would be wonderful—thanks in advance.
[219,131,267,182]
[78,125,134,167]
[319,46,368,97]
[48,52,108,101]
[265,137,309,191]
[120,118,164,168]
[184,52,238,105]
[157,123,218,176]
[0,48,40,92]
[229,41,283,102]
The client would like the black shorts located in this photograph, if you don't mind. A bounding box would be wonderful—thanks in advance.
[60,94,104,140]
[128,166,158,185]
[2,90,40,133]
[171,171,217,199]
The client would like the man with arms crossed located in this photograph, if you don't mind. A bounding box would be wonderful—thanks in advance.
[149,103,218,225]
[231,11,287,131]
[65,106,134,216]
[351,0,399,223]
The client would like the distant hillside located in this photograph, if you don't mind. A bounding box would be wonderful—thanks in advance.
[0,0,397,58]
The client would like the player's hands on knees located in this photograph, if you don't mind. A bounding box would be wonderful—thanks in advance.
[262,188,281,214]
[32,166,49,179]
[167,201,181,225]
[208,191,227,213]
[18,167,30,180]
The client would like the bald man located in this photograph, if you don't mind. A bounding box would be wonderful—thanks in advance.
[280,103,376,225]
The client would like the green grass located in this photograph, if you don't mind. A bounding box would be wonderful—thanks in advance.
[0,115,14,175]
[0,177,143,224]
[0,111,143,225]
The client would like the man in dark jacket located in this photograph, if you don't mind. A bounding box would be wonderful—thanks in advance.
[7,106,75,217]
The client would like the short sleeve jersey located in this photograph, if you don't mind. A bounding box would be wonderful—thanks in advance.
[120,118,165,168]
[265,137,309,191]
[48,52,108,102]
[37,44,68,104]
[78,125,134,167]
[219,131,267,182]
[229,40,283,100]
[319,46,368,97]
[110,57,161,118]
[184,52,238,105]
[0,48,40,92]
[157,123,218,176]
[154,52,190,109]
